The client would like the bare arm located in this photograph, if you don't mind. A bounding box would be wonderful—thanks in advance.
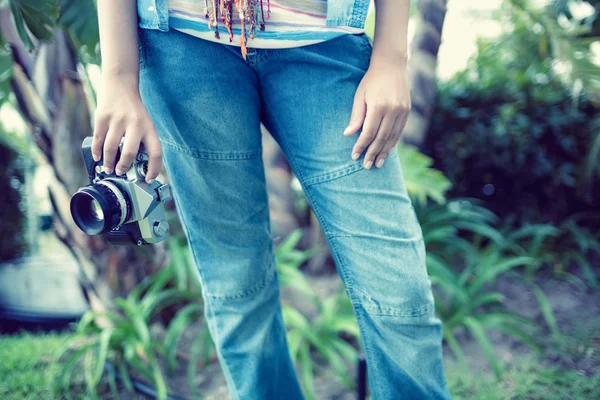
[344,0,411,170]
[93,0,162,183]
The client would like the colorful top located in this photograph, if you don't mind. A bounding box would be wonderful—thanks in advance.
[166,0,364,55]
[138,0,371,32]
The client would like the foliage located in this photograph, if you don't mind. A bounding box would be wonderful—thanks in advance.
[0,332,74,400]
[4,329,600,400]
[417,199,542,378]
[275,228,323,301]
[424,17,600,225]
[504,214,600,289]
[283,294,359,400]
[506,0,600,99]
[53,256,206,400]
[0,124,34,261]
[0,0,99,56]
[398,144,452,207]
[447,356,600,400]
[275,229,360,400]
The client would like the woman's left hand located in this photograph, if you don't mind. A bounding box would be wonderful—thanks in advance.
[343,54,411,169]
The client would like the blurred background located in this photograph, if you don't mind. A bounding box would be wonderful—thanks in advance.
[0,0,599,399]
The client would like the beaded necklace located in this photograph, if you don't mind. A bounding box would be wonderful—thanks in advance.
[203,0,271,58]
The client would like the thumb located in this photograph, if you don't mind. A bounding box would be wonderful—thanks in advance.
[343,89,366,136]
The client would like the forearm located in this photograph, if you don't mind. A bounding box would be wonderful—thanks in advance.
[371,0,410,66]
[97,0,140,82]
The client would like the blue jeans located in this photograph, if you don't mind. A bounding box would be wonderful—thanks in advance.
[138,28,450,400]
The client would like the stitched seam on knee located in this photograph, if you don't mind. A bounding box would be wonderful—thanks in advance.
[161,139,261,160]
[352,286,434,318]
[303,161,364,187]
[206,260,276,301]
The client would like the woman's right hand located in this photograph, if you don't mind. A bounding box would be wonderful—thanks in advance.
[92,74,163,184]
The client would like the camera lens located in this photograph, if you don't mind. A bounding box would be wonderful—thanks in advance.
[70,180,131,235]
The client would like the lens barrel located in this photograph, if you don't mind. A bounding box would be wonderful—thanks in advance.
[70,181,131,235]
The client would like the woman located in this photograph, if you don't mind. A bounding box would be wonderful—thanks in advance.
[93,0,451,398]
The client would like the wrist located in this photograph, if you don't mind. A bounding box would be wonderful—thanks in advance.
[370,46,408,69]
[101,69,139,87]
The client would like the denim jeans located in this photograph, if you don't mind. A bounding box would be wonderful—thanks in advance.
[138,28,451,400]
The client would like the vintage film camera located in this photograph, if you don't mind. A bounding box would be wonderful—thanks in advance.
[70,136,172,245]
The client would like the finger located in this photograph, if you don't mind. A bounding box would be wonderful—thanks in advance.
[351,106,384,161]
[115,128,142,176]
[343,87,366,136]
[92,113,109,162]
[102,124,125,174]
[375,115,405,168]
[143,130,163,184]
[363,113,397,169]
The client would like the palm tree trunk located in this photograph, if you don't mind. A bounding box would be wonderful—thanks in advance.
[402,0,448,147]
[0,8,166,301]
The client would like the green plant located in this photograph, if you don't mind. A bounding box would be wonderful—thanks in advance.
[424,1,600,227]
[505,214,600,289]
[52,263,205,400]
[275,228,323,300]
[398,144,452,207]
[415,199,542,378]
[283,292,360,400]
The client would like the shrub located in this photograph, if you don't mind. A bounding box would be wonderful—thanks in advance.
[423,3,600,228]
[0,126,33,262]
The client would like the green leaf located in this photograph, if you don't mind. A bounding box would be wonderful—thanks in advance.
[464,316,503,379]
[58,0,99,56]
[443,329,467,370]
[116,358,134,392]
[298,344,316,400]
[141,289,199,320]
[92,328,113,386]
[398,144,452,206]
[8,0,58,49]
[531,284,560,337]
[187,331,206,400]
[287,330,303,363]
[0,49,13,105]
[164,302,203,371]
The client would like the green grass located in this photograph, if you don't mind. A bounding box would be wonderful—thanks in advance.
[447,358,600,399]
[0,332,71,400]
[1,327,599,400]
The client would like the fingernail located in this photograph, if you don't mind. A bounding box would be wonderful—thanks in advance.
[352,152,360,161]
[115,169,124,176]
[364,160,373,169]
[146,178,155,184]
[376,159,385,168]
[343,127,352,135]
[103,166,112,174]
[92,153,99,162]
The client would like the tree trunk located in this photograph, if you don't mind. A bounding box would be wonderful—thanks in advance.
[402,0,448,147]
[0,8,166,301]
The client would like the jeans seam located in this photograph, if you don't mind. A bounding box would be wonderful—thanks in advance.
[303,161,364,187]
[160,140,262,160]
[206,261,276,301]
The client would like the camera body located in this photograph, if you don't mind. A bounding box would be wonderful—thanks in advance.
[70,136,172,246]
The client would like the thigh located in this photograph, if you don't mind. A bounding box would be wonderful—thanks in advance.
[259,34,434,317]
[138,29,275,300]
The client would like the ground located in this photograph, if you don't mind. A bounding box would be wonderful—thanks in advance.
[1,268,599,399]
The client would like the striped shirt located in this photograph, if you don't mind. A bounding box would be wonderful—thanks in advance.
[167,0,364,50]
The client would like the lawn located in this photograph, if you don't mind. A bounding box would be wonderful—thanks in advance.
[1,324,598,400]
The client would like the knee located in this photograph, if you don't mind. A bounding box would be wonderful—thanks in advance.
[351,271,436,322]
